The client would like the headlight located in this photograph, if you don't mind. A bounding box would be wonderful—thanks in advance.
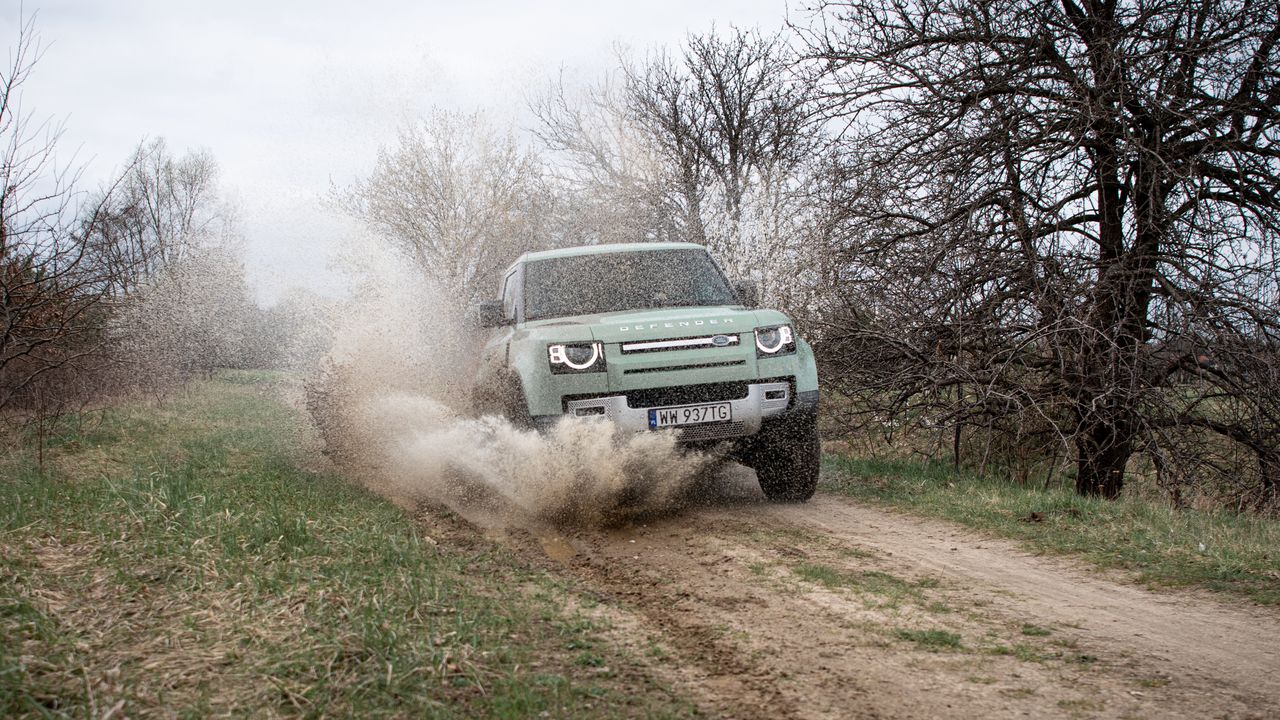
[548,342,606,373]
[754,325,796,356]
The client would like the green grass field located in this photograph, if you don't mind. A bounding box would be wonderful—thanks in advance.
[6,370,1277,717]
[0,371,693,719]
[821,455,1280,605]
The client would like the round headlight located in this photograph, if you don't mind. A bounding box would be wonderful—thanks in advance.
[562,343,599,368]
[548,342,605,372]
[755,325,795,355]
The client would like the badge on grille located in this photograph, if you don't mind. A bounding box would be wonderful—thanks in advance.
[712,334,733,347]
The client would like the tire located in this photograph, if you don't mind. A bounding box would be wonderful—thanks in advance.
[751,419,820,503]
[471,373,533,429]
[497,377,535,430]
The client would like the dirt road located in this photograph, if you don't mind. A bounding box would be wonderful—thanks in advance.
[422,467,1280,719]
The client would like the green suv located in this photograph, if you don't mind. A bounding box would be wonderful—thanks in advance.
[470,242,820,502]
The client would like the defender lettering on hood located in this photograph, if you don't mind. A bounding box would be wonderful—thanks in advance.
[619,318,736,332]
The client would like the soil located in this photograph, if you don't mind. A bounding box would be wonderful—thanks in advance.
[420,465,1280,720]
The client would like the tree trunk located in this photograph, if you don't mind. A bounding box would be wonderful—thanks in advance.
[1075,418,1133,498]
[953,422,962,469]
[1259,451,1278,509]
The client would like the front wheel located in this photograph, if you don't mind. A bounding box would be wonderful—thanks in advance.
[751,421,820,503]
[470,373,534,429]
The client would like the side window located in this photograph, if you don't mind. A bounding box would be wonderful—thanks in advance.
[510,267,524,322]
[501,270,517,320]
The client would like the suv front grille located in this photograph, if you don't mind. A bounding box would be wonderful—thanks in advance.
[624,382,750,409]
[623,360,746,375]
[678,421,750,441]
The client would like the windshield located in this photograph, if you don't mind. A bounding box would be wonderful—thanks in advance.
[523,249,738,321]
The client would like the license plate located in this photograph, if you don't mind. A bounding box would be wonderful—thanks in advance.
[648,402,732,429]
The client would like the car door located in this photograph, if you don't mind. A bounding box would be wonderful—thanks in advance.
[472,266,521,412]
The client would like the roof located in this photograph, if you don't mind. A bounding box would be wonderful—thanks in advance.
[513,242,706,266]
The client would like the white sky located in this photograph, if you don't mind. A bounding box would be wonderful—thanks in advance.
[3,0,797,304]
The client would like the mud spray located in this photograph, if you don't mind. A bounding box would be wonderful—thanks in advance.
[308,243,715,529]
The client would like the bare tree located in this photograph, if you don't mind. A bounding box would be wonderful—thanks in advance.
[802,0,1280,503]
[633,30,816,224]
[531,71,684,246]
[99,143,252,386]
[2,15,251,446]
[534,29,829,309]
[112,243,257,384]
[337,109,552,310]
[87,138,225,297]
[0,15,121,417]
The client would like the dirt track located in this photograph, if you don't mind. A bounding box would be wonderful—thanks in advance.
[422,466,1280,720]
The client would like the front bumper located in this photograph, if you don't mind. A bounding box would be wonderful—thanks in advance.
[532,380,793,441]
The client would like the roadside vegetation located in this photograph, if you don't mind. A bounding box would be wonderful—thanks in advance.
[8,0,1279,521]
[820,454,1280,606]
[0,371,694,718]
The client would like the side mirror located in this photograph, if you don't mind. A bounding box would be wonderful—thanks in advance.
[733,279,759,308]
[471,299,508,329]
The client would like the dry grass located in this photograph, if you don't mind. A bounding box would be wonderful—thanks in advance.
[1,370,696,718]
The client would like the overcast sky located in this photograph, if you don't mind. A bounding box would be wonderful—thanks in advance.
[4,0,796,304]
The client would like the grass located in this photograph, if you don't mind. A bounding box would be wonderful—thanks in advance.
[821,455,1280,605]
[987,644,1045,662]
[791,562,939,609]
[1057,698,1105,714]
[893,629,963,650]
[0,371,694,719]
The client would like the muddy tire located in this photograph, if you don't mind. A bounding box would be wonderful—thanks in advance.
[751,421,820,503]
[499,381,535,430]
[472,373,534,429]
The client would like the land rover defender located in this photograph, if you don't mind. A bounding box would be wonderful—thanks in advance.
[470,242,820,502]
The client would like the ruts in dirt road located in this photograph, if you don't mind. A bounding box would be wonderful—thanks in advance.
[424,468,1280,720]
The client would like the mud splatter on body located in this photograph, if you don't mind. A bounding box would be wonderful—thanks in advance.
[306,243,712,528]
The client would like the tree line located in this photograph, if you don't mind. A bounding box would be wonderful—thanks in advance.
[1,17,291,458]
[8,3,1274,510]
[338,0,1279,511]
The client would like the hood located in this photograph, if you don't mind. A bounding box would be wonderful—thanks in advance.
[520,307,796,343]
[589,307,764,343]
